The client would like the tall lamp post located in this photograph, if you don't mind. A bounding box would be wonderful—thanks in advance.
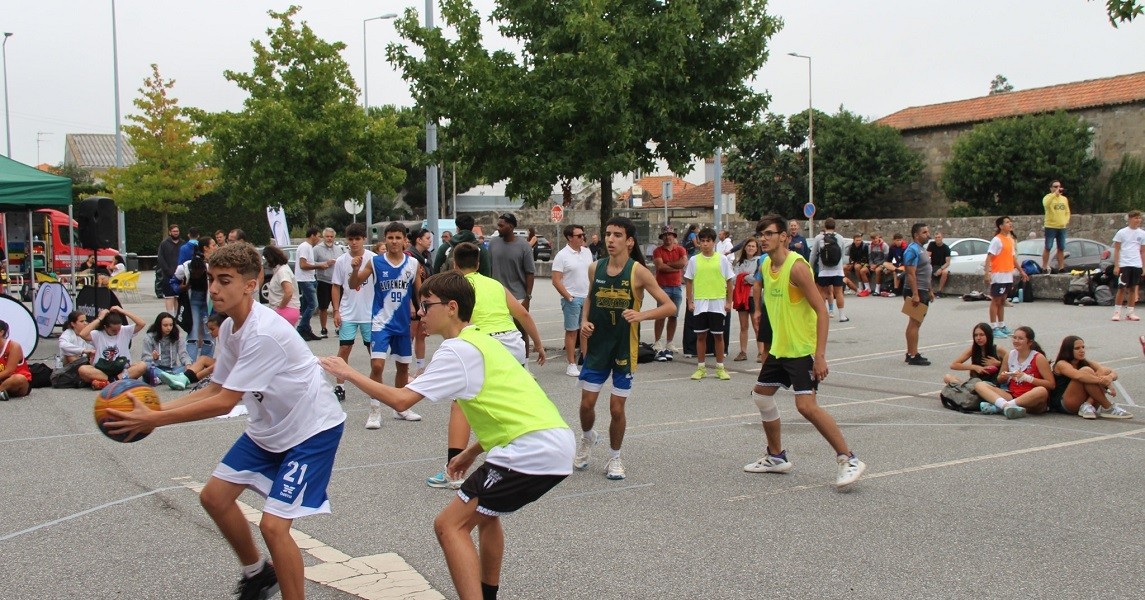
[2,32,12,158]
[362,13,398,240]
[111,0,127,255]
[424,0,439,245]
[788,52,813,237]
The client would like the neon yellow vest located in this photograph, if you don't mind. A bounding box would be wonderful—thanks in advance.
[457,326,569,450]
[465,272,516,333]
[692,253,727,300]
[760,253,817,358]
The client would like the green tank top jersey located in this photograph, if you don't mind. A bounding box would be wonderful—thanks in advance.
[692,253,727,300]
[465,272,516,333]
[457,326,569,450]
[760,253,818,358]
[585,258,642,373]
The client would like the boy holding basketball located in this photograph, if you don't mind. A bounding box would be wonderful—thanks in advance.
[107,242,346,600]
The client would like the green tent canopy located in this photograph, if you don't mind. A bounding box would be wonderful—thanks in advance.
[0,155,72,207]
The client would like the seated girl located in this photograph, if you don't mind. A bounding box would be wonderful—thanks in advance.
[973,326,1054,419]
[1050,335,1133,419]
[78,307,148,389]
[0,319,33,401]
[157,312,226,391]
[943,322,1005,386]
[141,312,191,385]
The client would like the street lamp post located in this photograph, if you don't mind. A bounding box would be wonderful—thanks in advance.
[112,0,127,255]
[2,32,12,158]
[424,0,439,244]
[362,13,398,240]
[788,52,813,238]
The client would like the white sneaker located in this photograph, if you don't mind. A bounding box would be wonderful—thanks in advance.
[605,456,626,480]
[365,406,383,429]
[836,454,866,489]
[1097,405,1133,419]
[393,408,422,421]
[574,430,598,470]
[743,452,794,473]
[652,340,665,352]
[1079,404,1097,419]
[565,363,581,377]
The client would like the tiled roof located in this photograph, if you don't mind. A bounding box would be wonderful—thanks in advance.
[649,180,737,209]
[876,71,1145,131]
[65,133,136,169]
[618,175,694,203]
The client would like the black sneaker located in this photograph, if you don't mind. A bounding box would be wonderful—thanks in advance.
[334,385,346,403]
[320,328,329,338]
[906,354,931,366]
[235,562,279,600]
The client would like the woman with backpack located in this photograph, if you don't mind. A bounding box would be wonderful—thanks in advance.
[943,323,1006,386]
[972,326,1053,419]
[1049,336,1133,419]
[174,236,217,360]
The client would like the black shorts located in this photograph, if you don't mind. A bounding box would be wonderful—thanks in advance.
[693,311,726,333]
[989,282,1013,298]
[316,281,333,310]
[757,304,772,345]
[903,288,932,305]
[815,275,844,288]
[756,354,818,394]
[1119,267,1143,289]
[457,462,567,516]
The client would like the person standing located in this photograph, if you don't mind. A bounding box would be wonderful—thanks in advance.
[577,217,675,480]
[432,215,491,276]
[488,213,535,354]
[787,219,811,261]
[744,215,867,490]
[684,227,735,381]
[810,218,849,322]
[1111,210,1145,322]
[652,226,688,361]
[330,223,376,404]
[551,224,594,376]
[294,227,330,342]
[177,226,200,265]
[1042,180,1071,273]
[157,223,183,314]
[926,231,952,298]
[903,223,933,366]
[985,216,1027,338]
[313,227,344,339]
[716,229,734,256]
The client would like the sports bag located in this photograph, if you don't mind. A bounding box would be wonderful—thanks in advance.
[637,342,656,364]
[51,355,89,388]
[1094,285,1114,306]
[939,377,981,413]
[819,234,842,267]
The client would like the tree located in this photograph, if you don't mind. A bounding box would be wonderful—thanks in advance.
[102,64,216,230]
[1098,0,1143,26]
[726,109,923,220]
[389,0,781,234]
[989,74,1014,95]
[940,111,1101,215]
[195,6,411,229]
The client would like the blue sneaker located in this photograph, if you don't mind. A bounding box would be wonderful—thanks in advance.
[426,470,463,489]
[993,327,1008,338]
[999,325,1014,336]
[980,401,1001,415]
[1004,405,1027,419]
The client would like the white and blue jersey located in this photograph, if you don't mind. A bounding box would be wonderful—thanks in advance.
[371,253,419,336]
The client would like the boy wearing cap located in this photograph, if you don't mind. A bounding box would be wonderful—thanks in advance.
[652,226,687,361]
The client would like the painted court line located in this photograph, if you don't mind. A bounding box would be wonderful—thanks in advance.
[554,482,655,500]
[0,485,184,542]
[176,479,444,600]
[728,426,1145,502]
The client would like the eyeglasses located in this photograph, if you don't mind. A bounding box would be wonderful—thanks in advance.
[569,233,585,238]
[759,230,782,238]
[419,301,447,313]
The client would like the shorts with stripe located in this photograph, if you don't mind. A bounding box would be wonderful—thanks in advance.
[756,354,818,395]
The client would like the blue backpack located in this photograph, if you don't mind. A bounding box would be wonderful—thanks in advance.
[1021,259,1042,276]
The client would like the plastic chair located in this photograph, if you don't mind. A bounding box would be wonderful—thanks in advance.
[121,271,141,302]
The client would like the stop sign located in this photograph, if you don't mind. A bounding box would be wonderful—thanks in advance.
[550,205,564,223]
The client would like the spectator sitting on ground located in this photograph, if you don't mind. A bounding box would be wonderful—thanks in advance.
[0,318,33,401]
[973,326,1053,419]
[844,233,870,296]
[1049,335,1133,419]
[927,231,952,297]
[943,322,1005,386]
[867,233,890,296]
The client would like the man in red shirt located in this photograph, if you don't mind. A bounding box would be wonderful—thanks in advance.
[652,226,688,361]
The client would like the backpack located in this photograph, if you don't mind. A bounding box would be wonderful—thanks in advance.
[1094,285,1114,306]
[440,240,477,273]
[29,362,53,388]
[939,377,981,413]
[1021,259,1042,276]
[51,356,89,388]
[818,234,842,267]
[637,342,656,364]
[1068,276,1091,295]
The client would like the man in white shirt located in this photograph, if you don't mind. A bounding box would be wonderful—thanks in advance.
[1112,209,1145,321]
[330,223,376,403]
[551,224,594,376]
[716,229,735,256]
[295,227,333,341]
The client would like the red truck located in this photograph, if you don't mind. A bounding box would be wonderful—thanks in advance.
[0,209,118,273]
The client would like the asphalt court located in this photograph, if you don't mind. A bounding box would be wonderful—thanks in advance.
[2,275,1144,599]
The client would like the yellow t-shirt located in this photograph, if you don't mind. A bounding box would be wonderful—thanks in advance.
[1043,193,1070,228]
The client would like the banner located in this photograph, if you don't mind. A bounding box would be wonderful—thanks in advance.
[0,294,38,357]
[267,207,291,247]
[34,282,71,338]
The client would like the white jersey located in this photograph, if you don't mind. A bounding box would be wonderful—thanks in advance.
[213,302,345,452]
[370,253,419,336]
[1113,226,1145,268]
[91,324,135,365]
[331,250,376,323]
[295,241,316,282]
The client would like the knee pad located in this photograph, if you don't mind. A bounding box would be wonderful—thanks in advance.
[752,390,780,422]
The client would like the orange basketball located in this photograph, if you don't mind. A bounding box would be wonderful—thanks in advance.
[93,379,161,443]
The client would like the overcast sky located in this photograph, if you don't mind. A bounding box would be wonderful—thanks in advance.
[3,0,1143,179]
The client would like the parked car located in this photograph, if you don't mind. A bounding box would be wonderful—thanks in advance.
[1017,238,1112,272]
[533,236,552,261]
[943,237,992,274]
[256,245,298,304]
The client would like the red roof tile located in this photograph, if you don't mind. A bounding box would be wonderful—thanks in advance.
[876,71,1145,131]
[619,176,694,203]
[647,180,737,209]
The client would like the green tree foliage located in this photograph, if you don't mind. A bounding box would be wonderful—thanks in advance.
[727,109,923,220]
[195,6,411,229]
[102,64,216,230]
[1096,155,1145,213]
[389,0,781,234]
[1098,0,1143,26]
[940,112,1101,214]
[989,74,1014,95]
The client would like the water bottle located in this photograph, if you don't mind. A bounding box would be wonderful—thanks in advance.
[1018,288,1024,303]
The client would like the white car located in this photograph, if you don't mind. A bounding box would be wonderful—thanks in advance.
[943,237,992,275]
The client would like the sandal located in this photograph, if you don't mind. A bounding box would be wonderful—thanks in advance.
[733,351,748,362]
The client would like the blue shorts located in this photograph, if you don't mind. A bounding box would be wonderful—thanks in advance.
[560,296,585,331]
[338,322,371,346]
[213,422,344,519]
[662,285,684,313]
[1044,228,1067,251]
[371,330,413,362]
[579,366,634,398]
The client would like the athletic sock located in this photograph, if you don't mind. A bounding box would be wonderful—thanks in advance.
[416,358,425,371]
[716,362,725,369]
[828,302,836,312]
[184,370,200,384]
[242,558,266,578]
[370,398,382,408]
[609,448,621,459]
[993,398,1008,410]
[838,309,847,320]
[481,582,499,600]
[874,284,881,293]
[582,430,594,441]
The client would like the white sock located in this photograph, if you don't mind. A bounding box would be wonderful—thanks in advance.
[416,358,425,370]
[716,362,725,368]
[370,398,381,408]
[609,448,621,459]
[242,558,266,578]
[838,310,847,319]
[993,398,1007,410]
[582,430,595,441]
[874,284,881,293]
[1127,306,1135,313]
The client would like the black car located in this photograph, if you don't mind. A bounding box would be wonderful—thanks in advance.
[534,236,552,261]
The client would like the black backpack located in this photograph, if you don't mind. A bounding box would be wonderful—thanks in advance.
[819,234,842,267]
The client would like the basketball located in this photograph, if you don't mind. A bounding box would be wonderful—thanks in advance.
[93,379,161,443]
